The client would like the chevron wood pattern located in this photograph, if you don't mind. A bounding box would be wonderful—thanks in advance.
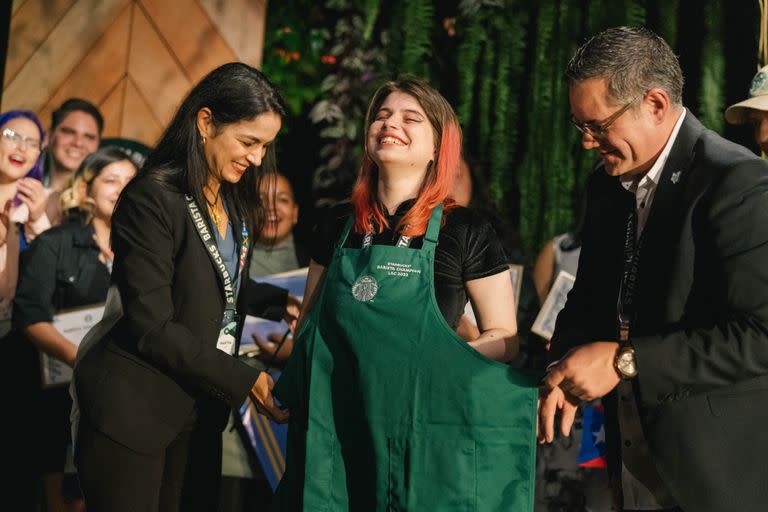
[3,0,268,147]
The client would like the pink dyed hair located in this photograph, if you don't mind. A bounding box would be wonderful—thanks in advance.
[350,79,462,237]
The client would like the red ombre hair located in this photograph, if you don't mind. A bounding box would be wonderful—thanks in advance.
[350,79,462,237]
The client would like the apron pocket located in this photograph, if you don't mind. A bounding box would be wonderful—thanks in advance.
[388,437,408,510]
[303,430,336,511]
[475,440,535,511]
[410,437,476,511]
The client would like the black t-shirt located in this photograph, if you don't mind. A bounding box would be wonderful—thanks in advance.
[310,201,509,328]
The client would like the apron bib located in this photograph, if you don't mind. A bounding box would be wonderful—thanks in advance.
[274,205,538,511]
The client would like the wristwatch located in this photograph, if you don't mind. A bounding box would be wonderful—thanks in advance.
[614,345,638,379]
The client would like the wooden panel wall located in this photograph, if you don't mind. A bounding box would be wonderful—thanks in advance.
[3,0,268,147]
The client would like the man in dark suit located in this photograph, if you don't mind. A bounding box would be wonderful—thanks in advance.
[539,27,768,512]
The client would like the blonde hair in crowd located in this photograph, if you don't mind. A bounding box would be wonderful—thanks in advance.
[60,147,136,221]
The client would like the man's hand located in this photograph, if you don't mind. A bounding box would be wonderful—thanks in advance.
[250,372,289,423]
[284,294,301,332]
[544,341,621,401]
[537,385,579,443]
[252,332,294,365]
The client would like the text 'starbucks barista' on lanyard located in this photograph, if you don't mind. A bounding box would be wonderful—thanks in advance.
[186,195,249,356]
[618,206,644,343]
[361,220,412,249]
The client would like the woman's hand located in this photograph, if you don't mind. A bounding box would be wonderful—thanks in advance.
[24,322,79,367]
[92,232,115,266]
[455,313,480,341]
[249,371,289,423]
[17,178,49,222]
[284,294,301,331]
[465,271,519,362]
[252,331,294,365]
[0,200,16,246]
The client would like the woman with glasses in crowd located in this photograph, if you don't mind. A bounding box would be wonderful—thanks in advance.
[13,147,137,512]
[0,110,50,335]
[0,109,51,506]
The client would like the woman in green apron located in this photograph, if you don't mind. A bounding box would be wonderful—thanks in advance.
[272,79,539,511]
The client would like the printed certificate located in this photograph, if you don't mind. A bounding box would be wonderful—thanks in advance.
[42,304,105,387]
[531,270,575,340]
[238,268,308,490]
[240,267,308,357]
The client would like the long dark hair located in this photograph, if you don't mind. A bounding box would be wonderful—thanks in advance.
[141,62,287,234]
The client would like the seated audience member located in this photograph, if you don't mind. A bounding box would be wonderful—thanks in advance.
[725,66,768,156]
[43,99,103,225]
[0,110,49,336]
[13,148,137,512]
[725,64,768,155]
[249,172,309,277]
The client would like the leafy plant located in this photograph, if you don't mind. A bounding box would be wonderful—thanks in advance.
[261,6,333,117]
[308,3,388,205]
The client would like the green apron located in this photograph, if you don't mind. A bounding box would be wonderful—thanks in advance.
[274,205,538,511]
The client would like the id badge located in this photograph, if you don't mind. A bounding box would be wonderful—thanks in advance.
[216,310,239,355]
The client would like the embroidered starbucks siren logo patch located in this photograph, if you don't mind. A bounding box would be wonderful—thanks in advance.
[352,275,378,302]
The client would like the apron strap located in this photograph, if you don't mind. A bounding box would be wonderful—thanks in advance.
[337,215,355,249]
[422,203,443,250]
[337,203,444,250]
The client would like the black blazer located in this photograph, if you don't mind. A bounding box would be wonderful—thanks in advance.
[551,113,768,512]
[74,174,287,455]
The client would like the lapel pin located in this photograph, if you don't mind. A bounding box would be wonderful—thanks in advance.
[670,171,681,184]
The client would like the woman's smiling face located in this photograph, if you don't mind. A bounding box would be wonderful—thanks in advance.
[199,110,282,185]
[0,117,41,183]
[366,92,436,173]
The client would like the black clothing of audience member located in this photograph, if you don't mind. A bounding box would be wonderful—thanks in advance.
[13,221,110,472]
[311,200,508,328]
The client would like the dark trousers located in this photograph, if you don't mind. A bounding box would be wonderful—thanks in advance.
[76,419,222,512]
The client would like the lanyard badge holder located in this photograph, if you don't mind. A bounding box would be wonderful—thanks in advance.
[617,207,644,344]
[186,195,249,356]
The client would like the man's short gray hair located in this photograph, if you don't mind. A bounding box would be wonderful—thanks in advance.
[565,26,684,106]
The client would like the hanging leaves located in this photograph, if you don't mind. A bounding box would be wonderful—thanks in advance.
[401,0,435,77]
[698,0,725,133]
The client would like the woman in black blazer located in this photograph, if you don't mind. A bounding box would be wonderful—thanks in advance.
[72,63,292,511]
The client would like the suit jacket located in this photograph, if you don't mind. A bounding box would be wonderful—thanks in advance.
[551,113,768,512]
[73,174,287,455]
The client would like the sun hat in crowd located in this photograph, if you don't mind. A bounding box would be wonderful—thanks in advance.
[725,65,768,124]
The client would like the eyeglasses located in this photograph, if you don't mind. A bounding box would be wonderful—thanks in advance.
[1,127,42,154]
[570,97,639,138]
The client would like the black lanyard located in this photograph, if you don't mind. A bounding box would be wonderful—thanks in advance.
[617,205,646,343]
[185,195,248,316]
[362,232,412,249]
[362,214,412,249]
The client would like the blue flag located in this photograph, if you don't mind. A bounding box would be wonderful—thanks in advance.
[578,403,607,468]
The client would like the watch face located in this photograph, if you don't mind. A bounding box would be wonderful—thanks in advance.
[618,350,637,377]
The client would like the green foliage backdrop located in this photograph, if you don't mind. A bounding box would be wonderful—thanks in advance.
[263,0,761,256]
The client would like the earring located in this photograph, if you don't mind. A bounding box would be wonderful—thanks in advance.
[202,136,207,145]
